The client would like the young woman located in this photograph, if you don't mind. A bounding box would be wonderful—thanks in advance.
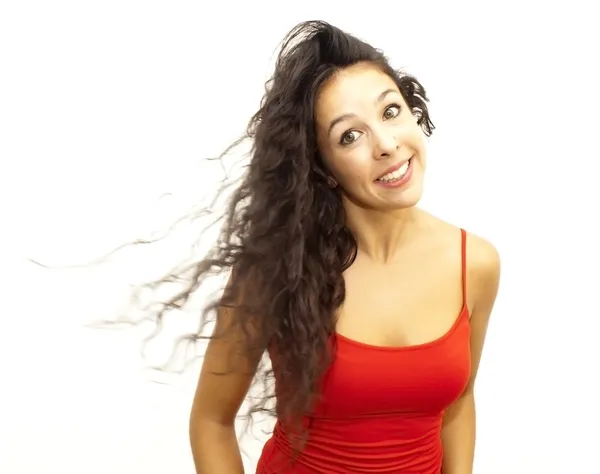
[184,20,501,473]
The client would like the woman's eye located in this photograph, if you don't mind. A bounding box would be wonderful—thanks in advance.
[340,130,362,145]
[383,104,401,119]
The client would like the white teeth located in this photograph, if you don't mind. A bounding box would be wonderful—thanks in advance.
[377,160,410,182]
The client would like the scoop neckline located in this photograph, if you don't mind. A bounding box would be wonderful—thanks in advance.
[333,304,470,352]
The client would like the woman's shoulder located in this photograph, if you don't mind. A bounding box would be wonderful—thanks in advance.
[418,210,501,314]
[417,209,500,278]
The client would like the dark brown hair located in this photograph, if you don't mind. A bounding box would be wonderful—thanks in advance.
[124,20,434,435]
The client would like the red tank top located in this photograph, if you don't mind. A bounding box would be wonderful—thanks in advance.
[256,229,471,473]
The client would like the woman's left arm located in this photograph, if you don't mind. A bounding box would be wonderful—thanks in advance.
[441,234,501,474]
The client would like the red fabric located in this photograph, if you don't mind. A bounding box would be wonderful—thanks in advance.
[256,229,471,473]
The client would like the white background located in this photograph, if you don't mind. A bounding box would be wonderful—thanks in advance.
[1,1,599,473]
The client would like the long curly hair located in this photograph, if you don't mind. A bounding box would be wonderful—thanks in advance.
[124,20,434,434]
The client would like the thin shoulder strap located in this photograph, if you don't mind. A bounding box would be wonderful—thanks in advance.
[460,228,467,305]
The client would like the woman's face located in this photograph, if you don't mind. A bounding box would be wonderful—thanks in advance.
[315,62,427,211]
